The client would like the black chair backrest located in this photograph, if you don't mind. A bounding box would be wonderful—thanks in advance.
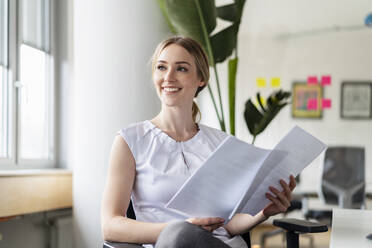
[126,200,136,219]
[321,146,365,208]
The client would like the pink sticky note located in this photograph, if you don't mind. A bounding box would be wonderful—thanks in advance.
[307,76,318,84]
[307,98,318,110]
[321,75,331,86]
[322,99,332,109]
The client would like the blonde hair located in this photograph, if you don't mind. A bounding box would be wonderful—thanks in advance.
[151,36,210,122]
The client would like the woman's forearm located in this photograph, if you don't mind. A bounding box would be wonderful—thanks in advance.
[102,216,168,244]
[224,211,268,236]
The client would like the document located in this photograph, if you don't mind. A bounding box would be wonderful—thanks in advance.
[166,126,327,221]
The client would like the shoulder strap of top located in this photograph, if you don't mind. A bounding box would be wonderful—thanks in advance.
[198,123,229,143]
[118,121,155,160]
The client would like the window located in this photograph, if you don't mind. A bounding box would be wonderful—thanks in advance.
[0,0,55,168]
[0,0,9,159]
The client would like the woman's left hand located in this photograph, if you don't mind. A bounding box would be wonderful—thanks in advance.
[262,175,297,218]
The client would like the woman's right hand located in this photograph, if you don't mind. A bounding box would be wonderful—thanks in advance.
[186,217,225,232]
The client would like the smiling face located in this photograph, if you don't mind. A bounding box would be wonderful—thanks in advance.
[153,44,205,108]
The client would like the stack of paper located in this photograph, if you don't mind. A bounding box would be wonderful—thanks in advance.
[166,126,327,221]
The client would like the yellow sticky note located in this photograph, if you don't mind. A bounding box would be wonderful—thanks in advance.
[256,78,266,87]
[271,77,281,87]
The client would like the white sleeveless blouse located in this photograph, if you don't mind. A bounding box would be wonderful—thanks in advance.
[119,120,247,248]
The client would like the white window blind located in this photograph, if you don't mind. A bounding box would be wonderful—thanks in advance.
[20,0,50,52]
[18,0,53,162]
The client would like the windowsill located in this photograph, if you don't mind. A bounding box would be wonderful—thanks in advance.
[0,169,73,218]
[0,168,72,177]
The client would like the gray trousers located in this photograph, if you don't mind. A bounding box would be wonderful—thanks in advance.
[155,221,231,248]
[104,221,232,248]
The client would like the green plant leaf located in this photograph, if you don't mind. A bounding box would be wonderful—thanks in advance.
[228,58,238,135]
[244,99,263,136]
[157,0,177,33]
[216,4,238,22]
[256,92,267,113]
[164,0,216,49]
[210,24,237,63]
[217,0,246,23]
[254,103,287,136]
[244,90,291,143]
[235,0,247,15]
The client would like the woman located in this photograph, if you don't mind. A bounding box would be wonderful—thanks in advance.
[101,36,296,248]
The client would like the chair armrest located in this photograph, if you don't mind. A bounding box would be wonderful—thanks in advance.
[273,218,328,234]
[103,241,143,248]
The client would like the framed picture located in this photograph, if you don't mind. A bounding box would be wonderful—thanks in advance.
[292,82,323,118]
[341,82,372,119]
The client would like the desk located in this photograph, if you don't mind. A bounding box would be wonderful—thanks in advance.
[330,208,372,248]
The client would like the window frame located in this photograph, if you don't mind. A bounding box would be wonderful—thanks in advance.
[0,0,56,169]
[0,0,15,167]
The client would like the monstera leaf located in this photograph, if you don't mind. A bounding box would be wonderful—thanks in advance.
[244,90,291,144]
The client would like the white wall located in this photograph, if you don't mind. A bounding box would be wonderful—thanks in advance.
[56,0,74,170]
[237,30,372,190]
[200,1,372,191]
[72,1,169,247]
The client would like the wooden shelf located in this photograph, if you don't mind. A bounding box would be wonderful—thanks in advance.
[0,169,72,218]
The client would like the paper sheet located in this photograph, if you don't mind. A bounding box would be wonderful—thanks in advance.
[241,126,327,215]
[166,126,327,221]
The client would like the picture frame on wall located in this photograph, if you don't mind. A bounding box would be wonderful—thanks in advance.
[341,82,372,119]
[292,82,323,118]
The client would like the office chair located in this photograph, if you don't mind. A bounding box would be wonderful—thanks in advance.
[259,176,315,248]
[103,201,327,248]
[305,146,365,225]
[260,198,311,248]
